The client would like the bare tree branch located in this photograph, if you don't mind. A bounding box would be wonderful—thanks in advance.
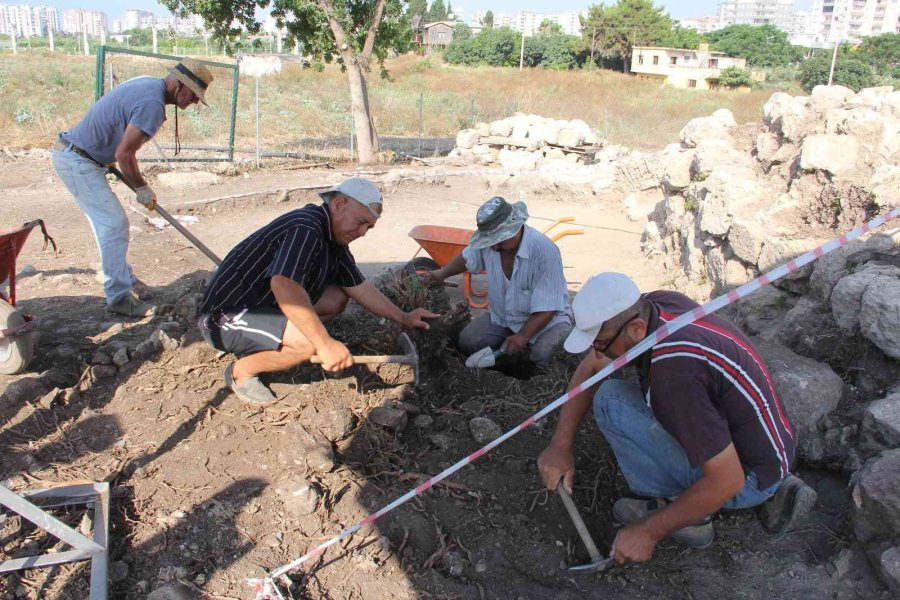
[361,0,388,60]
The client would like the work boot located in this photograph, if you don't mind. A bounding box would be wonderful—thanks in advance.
[224,363,276,406]
[613,497,714,549]
[757,474,817,534]
[107,295,156,318]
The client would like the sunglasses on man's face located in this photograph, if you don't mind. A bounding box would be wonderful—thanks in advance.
[591,314,640,354]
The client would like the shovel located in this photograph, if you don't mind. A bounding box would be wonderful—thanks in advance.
[557,483,616,573]
[465,346,505,369]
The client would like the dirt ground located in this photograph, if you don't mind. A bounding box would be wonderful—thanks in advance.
[0,154,890,599]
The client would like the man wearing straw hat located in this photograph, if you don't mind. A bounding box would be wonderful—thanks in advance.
[424,196,572,366]
[537,272,816,565]
[52,57,213,317]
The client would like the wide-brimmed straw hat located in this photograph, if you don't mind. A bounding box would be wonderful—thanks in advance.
[468,197,528,249]
[168,57,213,106]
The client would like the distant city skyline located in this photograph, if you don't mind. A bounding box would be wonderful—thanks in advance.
[2,1,815,22]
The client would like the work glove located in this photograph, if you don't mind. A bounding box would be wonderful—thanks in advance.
[135,185,157,211]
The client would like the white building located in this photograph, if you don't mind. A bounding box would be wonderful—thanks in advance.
[716,0,794,29]
[62,9,107,37]
[124,9,152,31]
[468,9,585,36]
[784,8,824,46]
[679,15,725,34]
[819,0,900,44]
[0,4,58,37]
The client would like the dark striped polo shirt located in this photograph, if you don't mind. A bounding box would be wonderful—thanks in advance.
[200,203,364,317]
[636,291,795,488]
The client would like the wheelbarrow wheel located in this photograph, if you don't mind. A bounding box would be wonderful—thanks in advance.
[0,301,36,375]
[403,256,441,276]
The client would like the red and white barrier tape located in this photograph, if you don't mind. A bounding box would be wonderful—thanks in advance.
[260,206,900,593]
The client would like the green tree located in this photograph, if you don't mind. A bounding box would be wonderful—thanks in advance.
[444,26,520,66]
[453,22,472,41]
[581,0,675,72]
[482,10,493,29]
[524,34,576,70]
[716,66,754,88]
[162,0,409,164]
[659,25,701,50]
[123,28,152,47]
[537,19,563,36]
[857,32,900,76]
[799,52,875,92]
[706,24,803,68]
[408,0,427,21]
[426,0,447,22]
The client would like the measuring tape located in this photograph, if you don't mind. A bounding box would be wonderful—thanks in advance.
[259,205,900,595]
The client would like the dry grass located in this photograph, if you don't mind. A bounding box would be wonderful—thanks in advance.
[0,51,789,153]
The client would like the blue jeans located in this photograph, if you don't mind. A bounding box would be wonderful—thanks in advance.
[52,147,133,305]
[593,379,781,510]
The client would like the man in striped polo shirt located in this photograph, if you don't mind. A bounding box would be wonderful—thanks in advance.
[537,272,816,564]
[424,196,572,365]
[199,178,438,406]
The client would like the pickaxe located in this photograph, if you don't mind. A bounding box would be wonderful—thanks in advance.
[557,482,616,573]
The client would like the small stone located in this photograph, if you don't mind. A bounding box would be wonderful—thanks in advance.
[136,581,148,593]
[442,551,465,577]
[91,351,112,365]
[880,546,900,595]
[469,417,502,444]
[38,388,61,410]
[275,477,320,517]
[460,400,484,414]
[18,265,37,276]
[110,560,129,582]
[384,400,420,415]
[170,510,187,520]
[91,365,117,380]
[428,433,452,451]
[112,346,130,366]
[147,582,194,600]
[0,377,49,405]
[828,549,853,579]
[413,414,434,429]
[475,558,487,573]
[369,407,408,430]
[193,574,206,586]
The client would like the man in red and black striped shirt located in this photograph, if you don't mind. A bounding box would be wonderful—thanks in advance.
[538,272,816,565]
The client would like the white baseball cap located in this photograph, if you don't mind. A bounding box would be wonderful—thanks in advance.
[319,177,383,219]
[563,272,642,354]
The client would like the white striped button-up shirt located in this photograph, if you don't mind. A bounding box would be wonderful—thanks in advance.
[462,225,571,334]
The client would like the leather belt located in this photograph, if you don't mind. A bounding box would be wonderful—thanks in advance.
[53,136,105,168]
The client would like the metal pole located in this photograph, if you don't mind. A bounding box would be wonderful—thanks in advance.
[349,113,355,162]
[82,29,89,55]
[828,39,839,86]
[519,32,525,70]
[48,27,54,52]
[255,76,261,168]
[417,92,423,158]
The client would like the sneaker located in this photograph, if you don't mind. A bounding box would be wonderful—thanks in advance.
[108,295,156,317]
[757,474,817,534]
[613,497,714,549]
[224,363,276,406]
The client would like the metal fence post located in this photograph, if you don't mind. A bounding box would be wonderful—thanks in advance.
[94,45,106,101]
[418,92,424,158]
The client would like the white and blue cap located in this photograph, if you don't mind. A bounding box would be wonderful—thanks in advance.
[564,272,642,354]
[468,196,529,249]
[319,177,383,219]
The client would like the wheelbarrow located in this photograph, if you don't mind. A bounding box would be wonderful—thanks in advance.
[407,217,583,309]
[0,220,57,375]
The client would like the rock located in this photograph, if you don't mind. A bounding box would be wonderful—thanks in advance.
[679,212,706,280]
[763,92,813,142]
[800,134,860,177]
[706,247,751,291]
[712,108,737,127]
[880,546,900,596]
[542,120,563,145]
[91,365,117,380]
[753,338,844,463]
[660,144,694,191]
[810,85,855,114]
[429,432,451,451]
[110,560,129,583]
[861,393,900,454]
[112,346,130,366]
[557,127,583,147]
[469,417,502,444]
[680,115,732,148]
[368,407,408,430]
[831,267,900,332]
[870,164,900,209]
[442,550,466,577]
[322,407,354,441]
[622,189,663,223]
[758,238,815,295]
[413,414,434,428]
[693,166,763,237]
[489,119,513,137]
[859,277,900,359]
[828,548,853,579]
[91,350,112,365]
[456,129,480,150]
[147,582,194,600]
[756,132,782,166]
[728,218,767,265]
[156,171,221,189]
[288,423,336,473]
[474,121,490,136]
[274,477,320,517]
[498,149,539,171]
[0,377,50,406]
[851,449,900,542]
[808,237,893,302]
[173,293,201,322]
[778,297,845,362]
[726,285,795,339]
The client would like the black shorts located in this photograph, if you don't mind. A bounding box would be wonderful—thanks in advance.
[199,306,287,357]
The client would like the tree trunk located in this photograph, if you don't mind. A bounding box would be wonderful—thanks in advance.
[345,57,379,164]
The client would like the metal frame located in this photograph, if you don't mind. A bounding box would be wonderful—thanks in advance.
[0,482,110,600]
[95,46,240,162]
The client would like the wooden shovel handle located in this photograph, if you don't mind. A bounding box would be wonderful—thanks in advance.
[310,355,413,365]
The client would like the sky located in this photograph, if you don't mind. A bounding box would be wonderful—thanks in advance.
[56,0,813,23]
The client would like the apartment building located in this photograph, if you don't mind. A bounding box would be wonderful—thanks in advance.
[820,0,900,43]
[631,43,762,90]
[0,4,58,37]
[62,9,107,37]
[469,9,585,36]
[717,0,794,28]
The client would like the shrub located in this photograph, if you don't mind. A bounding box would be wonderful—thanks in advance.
[799,53,875,92]
[716,66,755,88]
